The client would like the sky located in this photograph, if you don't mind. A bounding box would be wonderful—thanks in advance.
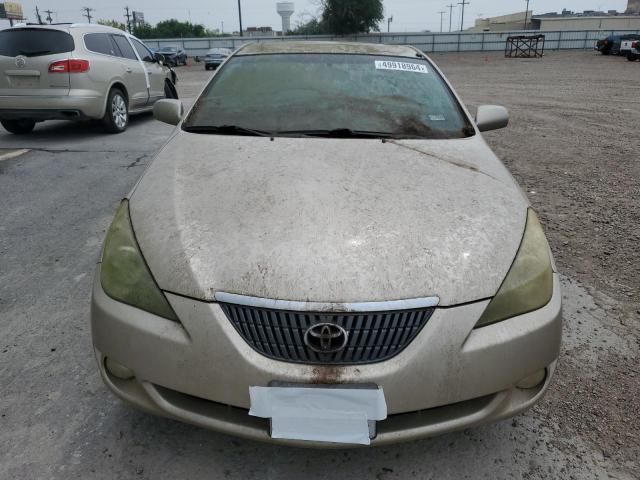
[3,0,630,33]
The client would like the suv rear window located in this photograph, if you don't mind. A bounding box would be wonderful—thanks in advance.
[0,28,75,57]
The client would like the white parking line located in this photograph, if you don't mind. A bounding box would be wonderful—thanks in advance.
[0,149,30,162]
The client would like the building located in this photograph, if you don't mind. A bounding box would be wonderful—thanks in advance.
[469,11,535,32]
[536,14,640,31]
[245,26,281,37]
[469,7,640,33]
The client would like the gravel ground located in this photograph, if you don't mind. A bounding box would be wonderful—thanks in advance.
[435,50,640,477]
[0,51,638,479]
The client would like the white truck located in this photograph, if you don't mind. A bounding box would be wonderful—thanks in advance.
[625,39,640,61]
[621,39,638,57]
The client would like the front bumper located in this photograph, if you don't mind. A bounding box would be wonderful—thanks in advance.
[91,270,563,446]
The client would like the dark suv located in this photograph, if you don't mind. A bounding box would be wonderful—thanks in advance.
[596,34,640,55]
[156,46,187,66]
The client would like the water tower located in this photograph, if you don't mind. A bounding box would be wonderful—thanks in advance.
[277,2,295,33]
[627,0,640,14]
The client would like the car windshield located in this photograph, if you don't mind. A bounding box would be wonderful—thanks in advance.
[159,47,177,53]
[208,49,230,55]
[183,53,474,139]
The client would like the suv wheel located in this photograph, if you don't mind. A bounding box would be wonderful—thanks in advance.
[1,119,36,134]
[103,88,128,133]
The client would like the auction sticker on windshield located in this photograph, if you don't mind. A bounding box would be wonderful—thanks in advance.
[374,60,429,74]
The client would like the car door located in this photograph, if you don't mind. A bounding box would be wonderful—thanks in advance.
[111,34,148,109]
[129,37,165,105]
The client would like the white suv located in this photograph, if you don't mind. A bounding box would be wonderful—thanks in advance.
[0,23,178,134]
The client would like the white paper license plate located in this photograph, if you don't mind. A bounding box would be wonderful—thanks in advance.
[249,382,387,445]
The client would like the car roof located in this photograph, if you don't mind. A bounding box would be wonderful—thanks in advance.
[4,23,131,35]
[236,41,422,58]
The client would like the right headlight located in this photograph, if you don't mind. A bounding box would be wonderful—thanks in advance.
[476,209,553,328]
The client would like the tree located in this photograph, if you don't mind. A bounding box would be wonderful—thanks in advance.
[288,18,325,35]
[132,23,155,39]
[321,0,384,34]
[98,19,126,31]
[131,19,224,39]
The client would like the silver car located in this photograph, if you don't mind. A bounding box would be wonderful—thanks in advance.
[204,48,232,70]
[0,24,178,134]
[92,42,562,446]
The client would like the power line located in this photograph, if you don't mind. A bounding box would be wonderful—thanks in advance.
[34,6,43,24]
[237,0,243,36]
[447,4,455,32]
[82,7,94,23]
[124,6,132,32]
[438,10,446,33]
[458,0,470,31]
[44,9,54,24]
[524,0,531,30]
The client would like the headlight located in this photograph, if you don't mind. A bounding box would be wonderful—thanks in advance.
[476,209,553,328]
[100,200,178,321]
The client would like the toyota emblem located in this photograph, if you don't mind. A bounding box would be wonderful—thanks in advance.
[15,56,27,68]
[304,323,349,354]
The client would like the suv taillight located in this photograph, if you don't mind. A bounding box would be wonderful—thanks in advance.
[49,59,90,73]
[633,41,639,49]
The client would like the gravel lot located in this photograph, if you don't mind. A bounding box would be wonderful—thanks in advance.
[0,51,638,479]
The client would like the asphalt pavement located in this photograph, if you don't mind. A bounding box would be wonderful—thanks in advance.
[0,57,636,480]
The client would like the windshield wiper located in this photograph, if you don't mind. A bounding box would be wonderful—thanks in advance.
[280,128,395,139]
[182,125,274,137]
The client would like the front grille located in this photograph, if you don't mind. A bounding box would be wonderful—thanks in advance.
[219,303,435,365]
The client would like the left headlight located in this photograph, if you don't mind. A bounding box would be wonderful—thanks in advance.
[475,209,553,328]
[100,200,179,322]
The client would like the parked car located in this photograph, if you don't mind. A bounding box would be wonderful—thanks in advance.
[156,46,187,67]
[203,48,232,70]
[627,40,640,61]
[596,34,640,55]
[92,41,562,447]
[0,23,178,134]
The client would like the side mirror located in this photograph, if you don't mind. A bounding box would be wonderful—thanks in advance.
[153,99,184,126]
[475,105,509,132]
[154,52,165,64]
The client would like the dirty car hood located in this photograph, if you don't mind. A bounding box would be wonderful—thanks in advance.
[129,132,529,307]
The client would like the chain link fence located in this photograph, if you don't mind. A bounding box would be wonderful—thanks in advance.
[144,29,640,58]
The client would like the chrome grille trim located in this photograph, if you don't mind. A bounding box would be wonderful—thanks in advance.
[214,292,439,312]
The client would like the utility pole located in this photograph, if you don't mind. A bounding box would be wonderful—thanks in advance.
[82,7,94,23]
[458,0,469,31]
[124,6,132,32]
[447,4,455,32]
[237,0,243,36]
[438,10,446,33]
[387,16,393,33]
[35,6,43,24]
[524,0,531,30]
[44,9,54,24]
